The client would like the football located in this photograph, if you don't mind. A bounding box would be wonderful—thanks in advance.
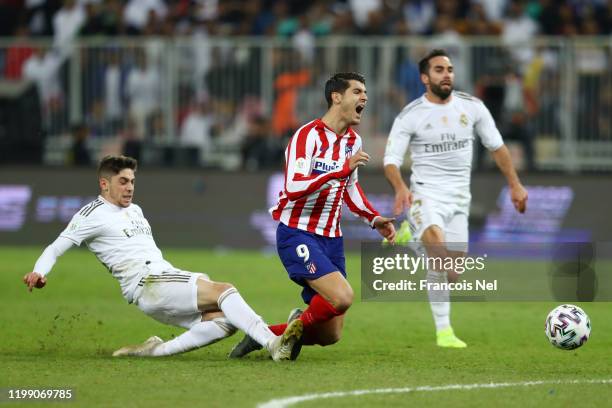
[545,304,591,350]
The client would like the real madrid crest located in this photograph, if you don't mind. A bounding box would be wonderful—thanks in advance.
[460,113,468,127]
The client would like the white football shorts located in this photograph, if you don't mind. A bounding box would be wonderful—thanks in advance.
[408,193,469,252]
[133,262,211,329]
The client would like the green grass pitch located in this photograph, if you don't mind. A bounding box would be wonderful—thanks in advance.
[1,247,611,407]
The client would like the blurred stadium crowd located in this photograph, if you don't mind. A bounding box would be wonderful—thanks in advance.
[1,0,610,38]
[0,0,610,170]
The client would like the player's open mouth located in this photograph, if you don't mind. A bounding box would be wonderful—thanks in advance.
[356,105,365,114]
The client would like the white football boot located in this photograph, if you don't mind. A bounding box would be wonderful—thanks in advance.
[112,336,163,357]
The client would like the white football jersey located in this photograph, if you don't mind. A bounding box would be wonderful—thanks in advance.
[384,91,504,205]
[60,196,167,299]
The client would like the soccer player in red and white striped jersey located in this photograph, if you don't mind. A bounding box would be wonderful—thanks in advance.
[230,73,396,358]
[271,116,377,237]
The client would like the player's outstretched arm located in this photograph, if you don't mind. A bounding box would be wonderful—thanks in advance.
[24,237,75,292]
[491,145,528,213]
[23,272,47,292]
[373,216,397,244]
[383,114,412,215]
[343,166,397,241]
[383,164,413,215]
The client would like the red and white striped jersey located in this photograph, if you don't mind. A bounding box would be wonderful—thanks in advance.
[270,119,380,237]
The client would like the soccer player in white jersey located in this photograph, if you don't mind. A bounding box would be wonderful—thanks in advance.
[383,49,528,348]
[23,155,302,361]
[229,72,396,359]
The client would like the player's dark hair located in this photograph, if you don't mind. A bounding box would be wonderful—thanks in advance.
[324,72,366,108]
[97,155,138,179]
[418,49,450,75]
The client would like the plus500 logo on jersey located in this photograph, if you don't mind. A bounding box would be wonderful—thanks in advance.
[312,158,341,174]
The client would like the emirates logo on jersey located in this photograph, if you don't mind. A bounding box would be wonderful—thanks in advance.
[122,219,153,238]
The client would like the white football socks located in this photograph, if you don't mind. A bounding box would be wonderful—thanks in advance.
[426,270,451,331]
[151,318,236,356]
[217,287,275,349]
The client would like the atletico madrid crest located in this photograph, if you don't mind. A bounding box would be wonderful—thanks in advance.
[305,261,317,274]
[345,144,353,158]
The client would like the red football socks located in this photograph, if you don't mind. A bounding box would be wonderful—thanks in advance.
[299,294,342,326]
[268,294,343,336]
[268,324,286,336]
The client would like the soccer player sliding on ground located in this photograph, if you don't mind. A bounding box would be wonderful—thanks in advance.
[23,155,302,361]
[383,49,528,347]
[230,73,396,359]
